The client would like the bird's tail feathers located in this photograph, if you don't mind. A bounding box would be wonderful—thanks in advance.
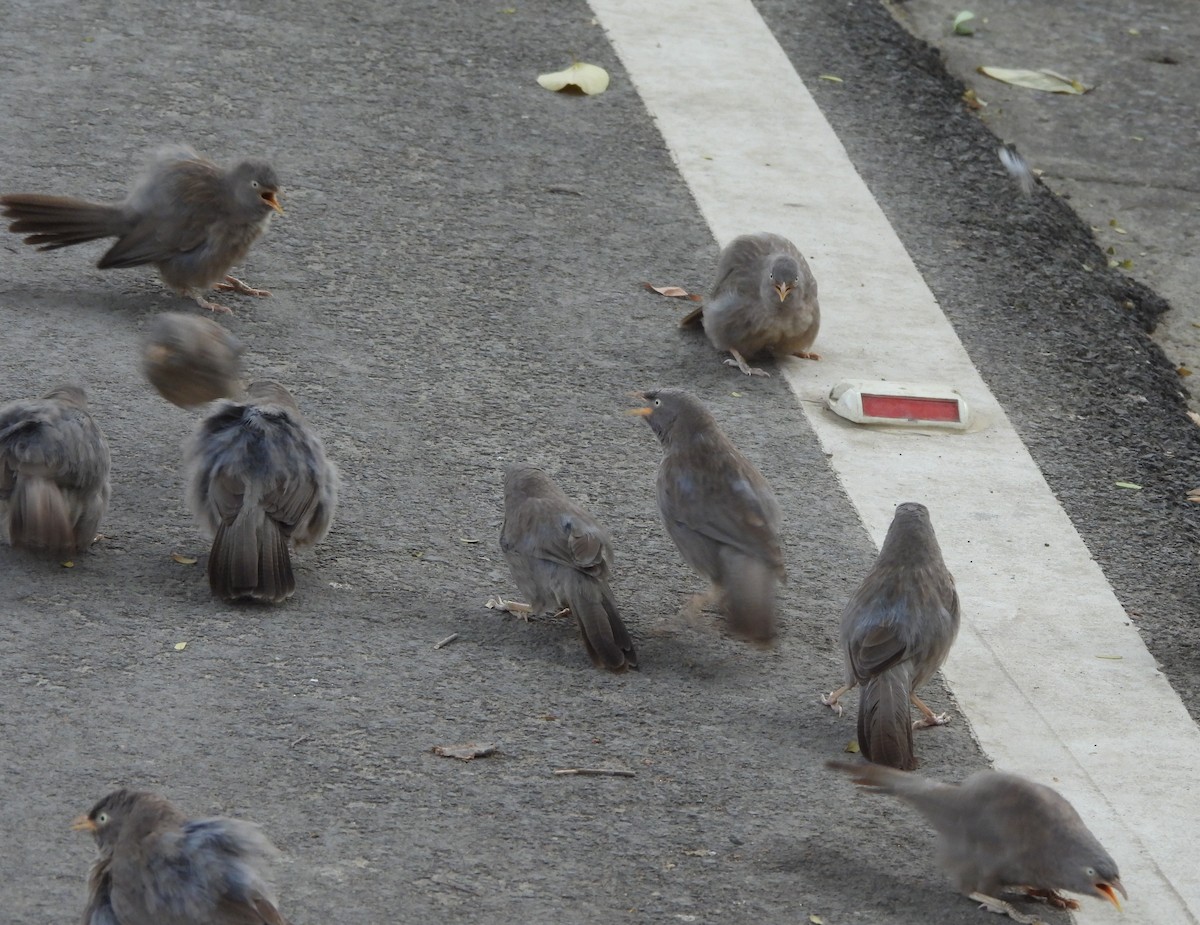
[1,194,126,251]
[858,665,917,770]
[7,475,75,556]
[570,579,638,671]
[208,508,294,603]
[717,551,779,644]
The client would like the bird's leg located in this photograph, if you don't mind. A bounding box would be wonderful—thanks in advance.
[683,588,719,623]
[485,597,534,621]
[189,291,234,314]
[723,349,770,377]
[821,683,854,717]
[215,275,272,298]
[551,606,572,619]
[1021,888,1079,910]
[911,694,952,729]
[969,893,1046,925]
[791,350,822,361]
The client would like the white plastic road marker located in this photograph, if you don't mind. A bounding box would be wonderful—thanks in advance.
[826,380,971,430]
[590,1,1199,922]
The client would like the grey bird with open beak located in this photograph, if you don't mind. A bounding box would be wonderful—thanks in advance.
[1,144,283,313]
[0,384,110,558]
[823,502,959,770]
[142,312,245,408]
[187,380,337,603]
[828,760,1127,923]
[679,232,820,376]
[74,788,291,925]
[495,464,638,671]
[632,388,784,643]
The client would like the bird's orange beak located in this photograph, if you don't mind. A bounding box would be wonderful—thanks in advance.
[262,190,284,215]
[71,814,97,833]
[625,391,653,416]
[774,282,793,302]
[1096,881,1125,911]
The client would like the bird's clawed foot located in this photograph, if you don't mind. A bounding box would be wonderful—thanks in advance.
[821,685,851,717]
[791,351,822,361]
[1022,889,1079,910]
[969,892,1046,925]
[486,597,534,621]
[911,694,952,729]
[724,350,770,377]
[216,275,272,298]
[191,293,233,314]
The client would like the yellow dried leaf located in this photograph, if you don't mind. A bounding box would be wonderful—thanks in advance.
[171,552,198,565]
[810,916,826,925]
[174,642,187,651]
[977,66,1090,94]
[818,74,843,83]
[844,740,860,754]
[1186,412,1200,427]
[61,560,75,568]
[1178,366,1193,378]
[537,62,609,95]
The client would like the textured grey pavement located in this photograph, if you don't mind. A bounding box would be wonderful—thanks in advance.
[1,1,1196,923]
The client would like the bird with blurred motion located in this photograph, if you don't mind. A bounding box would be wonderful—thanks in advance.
[0,384,110,558]
[142,312,244,408]
[679,232,820,376]
[1,145,283,313]
[823,502,959,770]
[495,464,637,671]
[74,788,291,925]
[828,761,1127,923]
[187,380,337,603]
[632,388,784,643]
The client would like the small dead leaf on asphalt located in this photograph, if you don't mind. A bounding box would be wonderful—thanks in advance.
[818,74,843,83]
[171,552,198,565]
[1186,486,1200,502]
[432,742,498,761]
[537,62,609,95]
[1187,412,1200,427]
[1178,366,1193,378]
[952,11,976,35]
[173,642,187,651]
[642,282,703,301]
[810,916,827,925]
[844,740,860,754]
[962,87,986,109]
[1114,481,1142,490]
[978,66,1091,94]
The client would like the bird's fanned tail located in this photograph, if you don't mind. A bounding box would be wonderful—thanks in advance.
[0,194,126,251]
[858,663,917,770]
[208,507,294,603]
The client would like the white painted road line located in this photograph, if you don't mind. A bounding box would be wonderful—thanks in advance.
[591,0,1200,921]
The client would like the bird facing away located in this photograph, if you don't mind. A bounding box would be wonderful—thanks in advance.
[1,144,283,313]
[0,384,110,558]
[187,380,337,603]
[73,788,291,925]
[496,464,638,671]
[142,312,245,409]
[632,388,785,643]
[679,232,820,376]
[822,502,959,770]
[827,761,1127,923]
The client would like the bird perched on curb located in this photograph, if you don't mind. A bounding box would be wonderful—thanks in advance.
[631,388,784,643]
[1,144,283,313]
[827,760,1127,923]
[679,232,820,377]
[822,502,959,770]
[74,788,291,925]
[187,380,337,603]
[0,384,110,557]
[142,312,245,408]
[493,464,638,671]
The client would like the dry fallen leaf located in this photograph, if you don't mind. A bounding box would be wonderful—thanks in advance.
[537,62,609,95]
[642,282,703,301]
[962,87,987,109]
[1188,412,1200,427]
[173,642,187,651]
[1178,366,1193,378]
[810,916,827,925]
[1114,481,1142,490]
[1186,486,1200,502]
[844,740,860,754]
[952,11,976,35]
[818,74,843,83]
[171,552,198,565]
[978,66,1090,94]
[432,742,498,761]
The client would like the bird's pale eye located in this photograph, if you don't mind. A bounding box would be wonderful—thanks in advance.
[96,811,109,825]
[1085,866,1097,877]
[251,180,260,189]
[654,399,662,407]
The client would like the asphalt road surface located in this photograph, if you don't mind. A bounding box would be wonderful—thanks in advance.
[1,1,1197,924]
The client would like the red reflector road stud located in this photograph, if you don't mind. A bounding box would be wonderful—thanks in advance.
[827,380,970,430]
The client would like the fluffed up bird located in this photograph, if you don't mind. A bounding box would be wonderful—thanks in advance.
[827,761,1127,924]
[0,384,110,557]
[822,502,959,770]
[187,380,337,603]
[495,464,637,671]
[142,312,244,408]
[632,388,784,643]
[74,788,291,925]
[679,232,820,377]
[1,144,283,313]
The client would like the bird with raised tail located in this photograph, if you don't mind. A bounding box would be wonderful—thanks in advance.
[187,380,337,603]
[822,502,959,770]
[495,464,638,671]
[1,145,283,313]
[631,388,784,644]
[74,788,291,925]
[0,384,110,558]
[828,760,1127,923]
[679,232,820,376]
